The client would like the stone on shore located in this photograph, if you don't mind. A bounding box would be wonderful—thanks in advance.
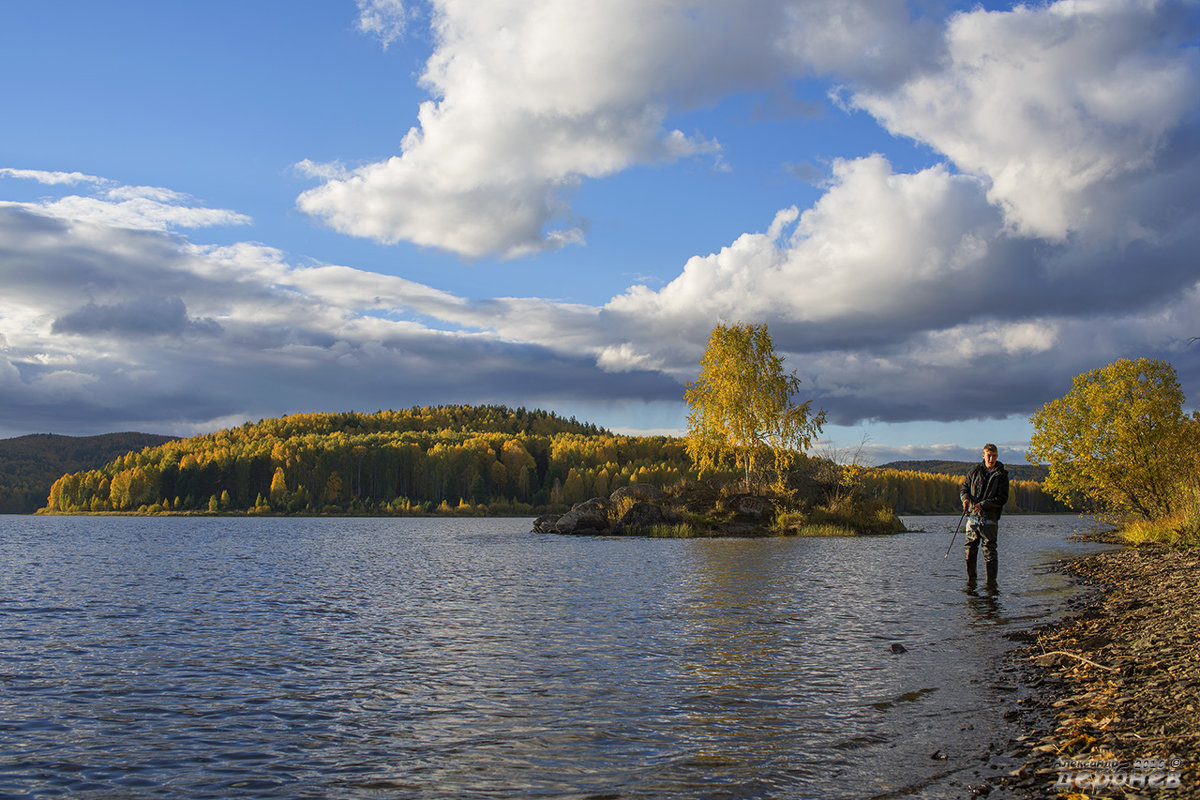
[531,514,561,533]
[553,497,611,534]
[618,501,680,531]
[610,483,665,505]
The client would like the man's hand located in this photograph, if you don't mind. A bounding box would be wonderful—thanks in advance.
[962,498,970,511]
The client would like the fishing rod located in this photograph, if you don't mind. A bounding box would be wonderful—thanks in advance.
[944,508,968,559]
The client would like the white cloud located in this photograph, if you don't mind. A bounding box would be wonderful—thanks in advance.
[357,0,408,48]
[851,0,1200,240]
[293,158,350,181]
[776,0,935,86]
[914,319,1061,369]
[0,167,109,186]
[596,343,663,374]
[299,0,926,259]
[5,2,1200,439]
[0,184,251,232]
[605,155,1000,340]
[4,131,1200,439]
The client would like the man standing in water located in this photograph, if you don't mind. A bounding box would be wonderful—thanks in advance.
[959,444,1009,588]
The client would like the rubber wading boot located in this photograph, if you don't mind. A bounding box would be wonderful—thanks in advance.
[986,559,998,587]
[966,556,977,583]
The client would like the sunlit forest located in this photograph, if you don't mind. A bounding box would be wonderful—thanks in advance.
[41,406,696,515]
[858,468,1067,515]
[36,404,1067,516]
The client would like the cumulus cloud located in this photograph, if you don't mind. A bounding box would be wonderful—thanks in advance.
[534,0,1200,427]
[601,156,1004,358]
[850,0,1200,240]
[584,141,1200,423]
[297,0,926,259]
[4,1,1200,440]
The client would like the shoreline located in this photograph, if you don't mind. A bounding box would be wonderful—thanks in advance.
[1003,542,1200,796]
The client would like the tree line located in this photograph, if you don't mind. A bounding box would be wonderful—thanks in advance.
[42,406,699,515]
[39,404,1063,516]
[857,468,1068,514]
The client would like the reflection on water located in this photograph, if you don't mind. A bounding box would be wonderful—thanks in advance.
[0,514,1111,798]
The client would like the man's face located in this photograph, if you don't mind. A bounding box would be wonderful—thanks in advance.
[983,449,997,468]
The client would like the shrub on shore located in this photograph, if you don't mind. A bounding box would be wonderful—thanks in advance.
[1120,487,1200,546]
[1029,357,1200,548]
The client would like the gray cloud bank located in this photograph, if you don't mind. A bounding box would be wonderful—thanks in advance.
[3,0,1200,442]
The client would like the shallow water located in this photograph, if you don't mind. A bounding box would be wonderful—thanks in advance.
[0,514,1111,798]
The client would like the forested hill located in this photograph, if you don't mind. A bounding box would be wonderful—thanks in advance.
[879,460,1049,483]
[0,432,177,513]
[41,405,684,515]
[31,406,1067,517]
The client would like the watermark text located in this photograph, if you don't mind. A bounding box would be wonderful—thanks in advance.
[1054,757,1186,791]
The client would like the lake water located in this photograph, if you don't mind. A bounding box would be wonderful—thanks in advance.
[0,514,1112,798]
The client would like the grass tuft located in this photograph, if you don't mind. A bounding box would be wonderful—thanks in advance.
[796,524,858,537]
[645,523,700,538]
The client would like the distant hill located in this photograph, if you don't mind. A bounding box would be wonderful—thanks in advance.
[878,459,1049,483]
[40,405,686,515]
[0,432,177,513]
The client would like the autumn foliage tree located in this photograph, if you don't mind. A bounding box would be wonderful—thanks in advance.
[684,322,825,491]
[1028,358,1193,520]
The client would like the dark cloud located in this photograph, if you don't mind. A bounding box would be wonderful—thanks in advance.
[1,330,684,438]
[0,204,685,437]
[51,297,221,337]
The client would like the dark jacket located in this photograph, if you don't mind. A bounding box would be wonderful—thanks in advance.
[959,461,1009,521]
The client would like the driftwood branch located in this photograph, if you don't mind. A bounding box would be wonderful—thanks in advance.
[1038,650,1118,672]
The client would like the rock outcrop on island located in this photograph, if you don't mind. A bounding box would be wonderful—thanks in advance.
[547,496,611,534]
[532,482,788,537]
[533,483,684,536]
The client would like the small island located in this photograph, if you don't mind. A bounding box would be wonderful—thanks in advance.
[533,470,906,537]
[532,322,901,537]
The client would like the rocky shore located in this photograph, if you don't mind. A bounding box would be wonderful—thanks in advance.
[1004,543,1200,797]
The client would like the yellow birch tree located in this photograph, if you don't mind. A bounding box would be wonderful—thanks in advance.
[1028,358,1192,519]
[685,322,825,491]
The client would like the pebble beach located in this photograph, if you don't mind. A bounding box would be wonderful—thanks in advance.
[1005,543,1200,797]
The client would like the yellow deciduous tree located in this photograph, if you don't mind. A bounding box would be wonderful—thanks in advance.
[269,467,288,506]
[1028,358,1192,519]
[685,322,825,491]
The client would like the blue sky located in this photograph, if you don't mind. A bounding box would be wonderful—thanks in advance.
[2,0,1198,464]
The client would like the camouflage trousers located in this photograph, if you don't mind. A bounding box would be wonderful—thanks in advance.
[963,516,998,565]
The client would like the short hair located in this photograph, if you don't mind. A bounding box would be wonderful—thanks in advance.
[983,443,998,454]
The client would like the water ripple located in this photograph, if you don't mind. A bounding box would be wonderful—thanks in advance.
[0,514,1111,798]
